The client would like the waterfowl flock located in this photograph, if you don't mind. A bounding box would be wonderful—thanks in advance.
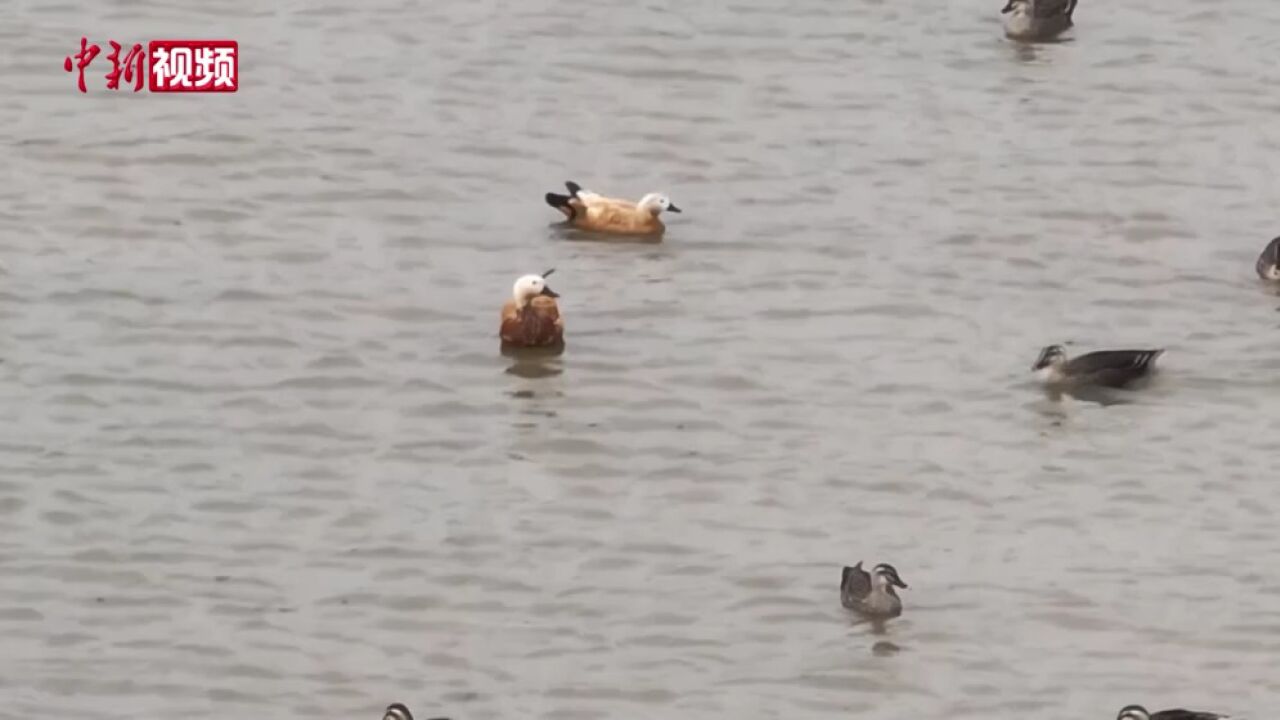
[382,702,1232,720]
[416,2,1271,718]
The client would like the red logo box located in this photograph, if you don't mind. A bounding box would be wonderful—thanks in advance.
[148,40,238,92]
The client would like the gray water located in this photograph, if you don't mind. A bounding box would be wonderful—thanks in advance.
[3,0,1280,718]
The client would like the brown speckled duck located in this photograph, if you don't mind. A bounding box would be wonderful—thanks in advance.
[841,562,908,619]
[1001,0,1077,41]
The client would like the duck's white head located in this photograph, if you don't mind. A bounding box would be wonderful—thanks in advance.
[871,563,908,591]
[1031,344,1068,382]
[512,269,559,308]
[638,193,681,216]
[1116,706,1151,720]
[383,704,414,720]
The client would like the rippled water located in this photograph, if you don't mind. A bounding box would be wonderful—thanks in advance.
[3,0,1280,718]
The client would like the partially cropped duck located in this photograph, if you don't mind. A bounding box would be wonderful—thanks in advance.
[1257,235,1280,281]
[500,269,564,348]
[544,180,681,236]
[1117,704,1230,720]
[1031,344,1164,389]
[841,562,908,619]
[1001,0,1077,41]
[383,705,410,720]
[382,703,450,720]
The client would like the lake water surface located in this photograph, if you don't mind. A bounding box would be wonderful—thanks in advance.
[3,0,1280,718]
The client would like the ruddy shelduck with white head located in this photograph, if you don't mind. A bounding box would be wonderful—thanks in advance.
[500,269,564,348]
[545,181,681,236]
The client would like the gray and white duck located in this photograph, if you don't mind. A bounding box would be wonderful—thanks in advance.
[1257,235,1280,281]
[1031,344,1164,389]
[383,704,449,720]
[1001,0,1078,41]
[1117,704,1230,720]
[840,562,908,619]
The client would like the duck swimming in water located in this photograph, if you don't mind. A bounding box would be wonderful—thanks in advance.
[1031,344,1163,389]
[1116,704,1230,720]
[1256,235,1280,281]
[499,269,564,348]
[382,703,451,720]
[1001,0,1077,41]
[841,562,908,619]
[544,181,681,236]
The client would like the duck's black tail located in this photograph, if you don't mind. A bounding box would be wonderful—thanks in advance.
[545,191,575,219]
[547,180,586,219]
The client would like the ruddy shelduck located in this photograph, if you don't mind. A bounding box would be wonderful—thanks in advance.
[500,269,564,348]
[544,180,681,236]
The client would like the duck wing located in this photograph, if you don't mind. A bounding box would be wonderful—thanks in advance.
[500,298,563,346]
[1150,711,1229,720]
[1064,349,1162,386]
[565,181,624,205]
[1035,0,1073,17]
[841,562,871,607]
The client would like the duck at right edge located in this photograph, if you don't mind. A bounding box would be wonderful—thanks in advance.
[1116,704,1231,720]
[1256,235,1280,282]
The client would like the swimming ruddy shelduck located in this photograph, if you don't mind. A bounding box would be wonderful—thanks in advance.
[499,269,564,348]
[544,180,681,236]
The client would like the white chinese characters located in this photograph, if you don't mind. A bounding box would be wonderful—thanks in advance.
[152,46,193,88]
[212,47,235,88]
[148,41,238,92]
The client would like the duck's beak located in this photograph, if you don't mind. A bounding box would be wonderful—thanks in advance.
[1000,0,1014,12]
[540,285,560,298]
[892,575,908,589]
[667,204,682,213]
